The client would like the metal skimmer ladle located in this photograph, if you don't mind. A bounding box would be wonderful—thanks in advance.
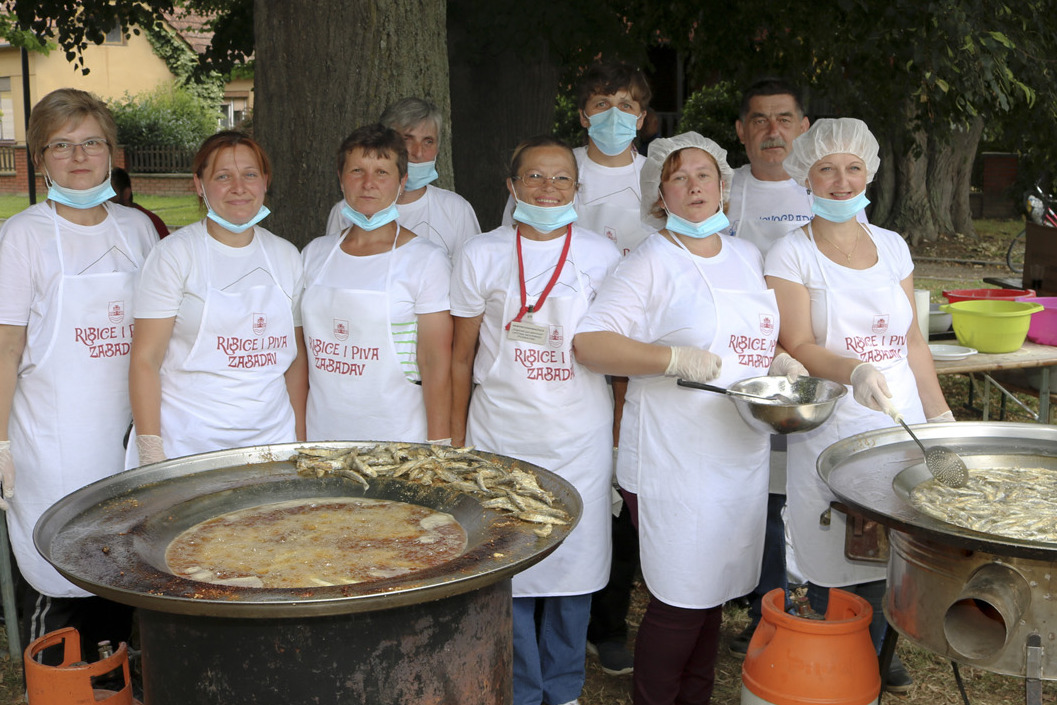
[890,411,969,488]
[677,379,797,404]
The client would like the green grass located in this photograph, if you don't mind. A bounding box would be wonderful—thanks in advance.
[0,193,201,228]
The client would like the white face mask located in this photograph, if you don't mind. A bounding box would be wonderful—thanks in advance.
[405,160,438,191]
[45,165,116,210]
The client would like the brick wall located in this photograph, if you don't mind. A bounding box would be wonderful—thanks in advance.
[0,145,194,197]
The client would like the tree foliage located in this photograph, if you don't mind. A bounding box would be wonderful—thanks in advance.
[110,83,217,149]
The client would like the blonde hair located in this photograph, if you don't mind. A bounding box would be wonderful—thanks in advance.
[28,88,117,169]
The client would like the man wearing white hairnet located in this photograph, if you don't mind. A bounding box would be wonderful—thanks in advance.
[766,117,954,695]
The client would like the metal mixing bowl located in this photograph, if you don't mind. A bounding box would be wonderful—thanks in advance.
[726,375,846,434]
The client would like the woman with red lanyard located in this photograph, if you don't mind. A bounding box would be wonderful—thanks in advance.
[0,88,157,655]
[301,124,451,443]
[450,136,620,705]
[573,132,805,705]
[765,118,952,693]
[129,131,307,465]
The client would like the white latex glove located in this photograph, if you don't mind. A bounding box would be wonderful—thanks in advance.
[927,410,956,423]
[136,434,167,466]
[849,363,895,414]
[0,440,13,511]
[665,346,722,383]
[768,352,808,382]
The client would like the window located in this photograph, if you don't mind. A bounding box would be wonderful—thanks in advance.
[0,77,14,142]
[104,23,124,45]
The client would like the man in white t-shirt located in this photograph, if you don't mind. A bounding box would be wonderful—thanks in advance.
[567,60,654,679]
[726,78,811,659]
[502,62,653,258]
[325,97,480,259]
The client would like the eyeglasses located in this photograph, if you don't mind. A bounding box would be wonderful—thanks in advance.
[513,173,577,191]
[43,139,109,159]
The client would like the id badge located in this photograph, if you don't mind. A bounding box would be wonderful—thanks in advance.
[507,312,548,345]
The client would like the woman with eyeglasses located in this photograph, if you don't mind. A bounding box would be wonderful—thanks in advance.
[450,135,620,705]
[0,88,157,654]
[128,131,307,466]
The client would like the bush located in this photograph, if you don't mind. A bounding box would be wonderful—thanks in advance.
[110,84,218,149]
[678,81,745,168]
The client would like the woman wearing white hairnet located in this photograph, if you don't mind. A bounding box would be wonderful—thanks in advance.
[765,117,951,693]
[574,132,805,705]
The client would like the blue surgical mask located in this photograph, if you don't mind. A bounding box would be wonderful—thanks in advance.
[811,191,870,223]
[341,197,400,231]
[405,160,438,191]
[587,107,640,157]
[665,209,729,239]
[202,192,271,234]
[512,197,578,233]
[46,170,117,210]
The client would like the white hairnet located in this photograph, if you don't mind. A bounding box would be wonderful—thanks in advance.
[783,117,880,187]
[639,131,734,229]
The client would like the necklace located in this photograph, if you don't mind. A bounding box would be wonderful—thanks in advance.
[821,229,861,262]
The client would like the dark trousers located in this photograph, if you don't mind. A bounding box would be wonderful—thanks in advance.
[747,492,788,624]
[621,490,722,705]
[16,567,134,667]
[587,499,639,644]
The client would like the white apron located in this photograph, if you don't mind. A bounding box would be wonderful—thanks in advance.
[157,229,296,459]
[577,195,646,257]
[302,228,427,442]
[786,224,925,588]
[9,205,137,596]
[466,232,612,597]
[634,239,776,609]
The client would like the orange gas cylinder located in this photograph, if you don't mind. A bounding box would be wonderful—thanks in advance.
[24,627,140,705]
[741,588,881,705]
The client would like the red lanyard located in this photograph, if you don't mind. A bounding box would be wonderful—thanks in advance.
[506,225,572,330]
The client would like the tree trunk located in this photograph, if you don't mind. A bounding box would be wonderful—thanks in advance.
[254,0,450,248]
[950,116,984,237]
[448,13,560,231]
[881,100,935,245]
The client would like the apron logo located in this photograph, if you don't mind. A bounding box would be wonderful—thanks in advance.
[759,314,775,337]
[252,313,267,336]
[333,319,349,341]
[108,300,125,324]
[872,315,889,335]
[604,227,617,243]
[548,325,564,348]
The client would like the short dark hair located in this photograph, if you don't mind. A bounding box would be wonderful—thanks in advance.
[111,166,131,193]
[576,60,652,112]
[739,78,805,120]
[337,123,408,178]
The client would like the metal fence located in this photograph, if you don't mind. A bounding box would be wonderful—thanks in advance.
[124,146,196,174]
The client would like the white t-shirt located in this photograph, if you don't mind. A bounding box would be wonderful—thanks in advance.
[301,231,451,379]
[577,233,767,492]
[502,147,651,257]
[325,185,481,259]
[725,164,813,255]
[0,202,157,370]
[450,224,620,384]
[765,223,914,345]
[134,220,304,372]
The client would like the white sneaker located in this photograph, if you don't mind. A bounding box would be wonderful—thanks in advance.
[555,701,580,705]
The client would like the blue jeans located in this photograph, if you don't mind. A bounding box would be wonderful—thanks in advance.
[513,594,592,705]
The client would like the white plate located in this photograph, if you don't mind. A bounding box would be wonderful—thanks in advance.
[929,344,978,361]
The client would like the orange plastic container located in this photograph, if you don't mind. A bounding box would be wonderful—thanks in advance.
[24,627,140,705]
[741,588,881,705]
